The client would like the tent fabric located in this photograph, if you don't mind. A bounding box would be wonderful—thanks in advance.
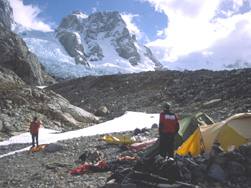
[145,113,251,158]
[174,112,215,149]
[145,112,215,158]
[217,125,248,151]
[175,127,201,156]
[200,113,251,152]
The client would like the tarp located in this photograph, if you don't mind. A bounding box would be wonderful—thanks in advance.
[145,112,215,157]
[130,138,158,150]
[103,135,147,145]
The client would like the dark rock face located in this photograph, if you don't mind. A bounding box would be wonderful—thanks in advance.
[0,0,14,30]
[0,83,99,141]
[0,66,26,85]
[56,31,90,66]
[0,0,55,85]
[0,27,46,85]
[47,69,251,122]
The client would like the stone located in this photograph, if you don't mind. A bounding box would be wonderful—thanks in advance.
[209,164,226,180]
[202,152,211,160]
[213,153,227,166]
[226,161,246,176]
[151,123,158,128]
[3,121,15,132]
[44,144,64,152]
[96,106,108,116]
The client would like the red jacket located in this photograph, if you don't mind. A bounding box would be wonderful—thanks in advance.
[30,120,40,133]
[159,111,179,134]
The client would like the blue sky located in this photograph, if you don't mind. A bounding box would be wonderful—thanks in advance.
[8,0,251,69]
[16,0,168,42]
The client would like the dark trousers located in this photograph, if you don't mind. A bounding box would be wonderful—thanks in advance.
[159,132,175,158]
[31,133,39,147]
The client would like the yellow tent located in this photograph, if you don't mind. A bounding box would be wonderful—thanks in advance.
[175,113,251,156]
[200,113,251,151]
[175,127,203,156]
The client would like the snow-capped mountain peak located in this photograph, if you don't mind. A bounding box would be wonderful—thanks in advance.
[13,10,163,79]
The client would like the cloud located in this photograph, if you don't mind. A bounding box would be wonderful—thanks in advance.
[144,0,251,68]
[9,0,53,31]
[92,7,97,13]
[121,13,144,40]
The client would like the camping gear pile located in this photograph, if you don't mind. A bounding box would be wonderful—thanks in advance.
[37,112,250,187]
[102,112,251,187]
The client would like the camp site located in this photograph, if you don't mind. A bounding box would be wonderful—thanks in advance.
[1,111,251,188]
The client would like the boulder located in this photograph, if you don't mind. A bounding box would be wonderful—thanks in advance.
[96,106,108,116]
[209,164,226,180]
[44,144,64,153]
[3,121,15,132]
[226,161,246,176]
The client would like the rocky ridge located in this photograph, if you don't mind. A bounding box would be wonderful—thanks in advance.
[0,82,102,141]
[47,68,251,122]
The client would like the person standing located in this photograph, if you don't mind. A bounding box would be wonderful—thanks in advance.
[30,117,40,147]
[159,102,179,158]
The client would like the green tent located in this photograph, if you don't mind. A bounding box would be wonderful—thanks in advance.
[145,112,215,158]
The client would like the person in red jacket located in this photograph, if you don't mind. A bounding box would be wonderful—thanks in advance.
[159,102,179,159]
[30,117,40,147]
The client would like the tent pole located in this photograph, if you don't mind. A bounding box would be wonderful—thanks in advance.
[198,125,206,152]
[133,170,200,188]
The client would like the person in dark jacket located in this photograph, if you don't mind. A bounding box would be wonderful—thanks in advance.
[159,102,179,158]
[30,116,40,147]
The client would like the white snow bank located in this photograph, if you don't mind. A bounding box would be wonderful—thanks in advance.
[0,111,159,158]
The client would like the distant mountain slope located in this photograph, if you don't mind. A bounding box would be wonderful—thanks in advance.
[12,10,163,80]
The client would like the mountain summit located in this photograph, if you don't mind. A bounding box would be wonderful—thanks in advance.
[55,10,163,69]
[8,9,163,79]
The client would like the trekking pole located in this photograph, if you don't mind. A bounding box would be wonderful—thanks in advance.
[134,171,200,188]
[121,170,134,184]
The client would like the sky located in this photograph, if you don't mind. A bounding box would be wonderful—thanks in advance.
[8,0,251,69]
[0,111,159,158]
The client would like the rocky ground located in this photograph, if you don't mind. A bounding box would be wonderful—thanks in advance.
[1,127,251,188]
[47,69,251,122]
[1,69,251,141]
[0,128,156,188]
[1,68,251,188]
